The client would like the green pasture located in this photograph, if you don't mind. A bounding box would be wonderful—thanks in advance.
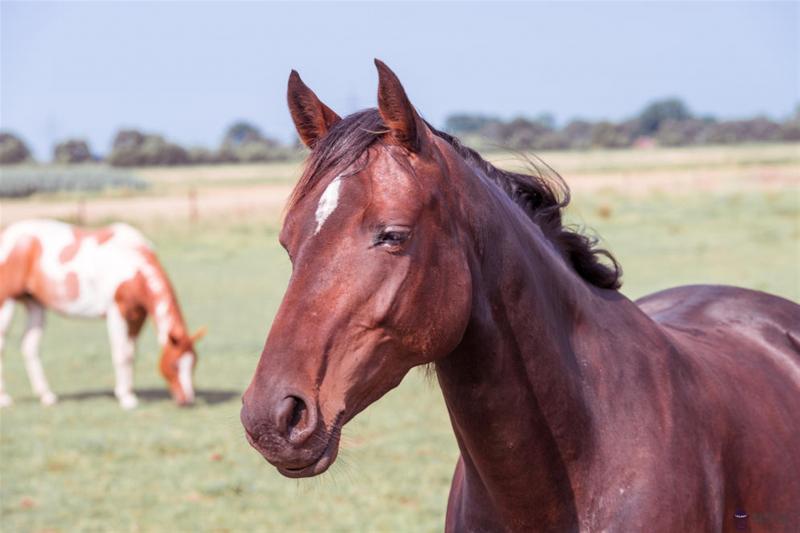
[1,148,798,532]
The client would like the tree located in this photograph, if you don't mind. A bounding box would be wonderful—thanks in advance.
[220,121,286,162]
[705,118,781,144]
[637,98,692,136]
[112,129,145,150]
[0,132,32,165]
[444,114,500,135]
[655,119,711,146]
[53,139,93,163]
[532,113,556,131]
[780,115,800,141]
[108,129,189,167]
[590,120,638,148]
[502,117,552,149]
[563,120,594,149]
[223,121,267,149]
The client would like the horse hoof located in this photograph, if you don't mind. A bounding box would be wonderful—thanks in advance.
[0,394,13,408]
[119,395,139,410]
[40,392,58,406]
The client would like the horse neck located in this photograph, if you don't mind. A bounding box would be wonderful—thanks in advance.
[434,172,645,527]
[137,253,187,347]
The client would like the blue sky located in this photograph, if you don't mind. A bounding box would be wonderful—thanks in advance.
[1,1,797,158]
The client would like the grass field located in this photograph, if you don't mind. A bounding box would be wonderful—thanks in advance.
[1,144,798,532]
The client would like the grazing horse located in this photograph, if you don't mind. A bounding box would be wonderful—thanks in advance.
[0,219,204,409]
[241,61,800,531]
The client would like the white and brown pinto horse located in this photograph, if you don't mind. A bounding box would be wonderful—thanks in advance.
[0,219,203,409]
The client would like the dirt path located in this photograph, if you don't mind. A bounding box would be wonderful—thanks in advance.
[1,184,294,226]
[1,164,796,226]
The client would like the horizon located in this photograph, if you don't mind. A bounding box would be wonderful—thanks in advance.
[2,1,797,159]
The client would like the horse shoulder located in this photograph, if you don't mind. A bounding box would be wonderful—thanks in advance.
[0,221,56,302]
[634,284,800,523]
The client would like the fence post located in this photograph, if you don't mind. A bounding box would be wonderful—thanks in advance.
[188,188,198,223]
[77,198,86,225]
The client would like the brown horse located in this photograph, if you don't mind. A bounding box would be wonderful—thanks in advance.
[241,61,800,531]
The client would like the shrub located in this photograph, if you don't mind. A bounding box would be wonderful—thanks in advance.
[53,139,93,164]
[562,120,594,150]
[705,118,782,144]
[780,118,800,141]
[108,129,189,167]
[637,98,692,136]
[656,119,712,146]
[590,120,639,149]
[0,132,32,165]
[223,121,264,149]
[502,117,553,150]
[219,121,292,163]
[186,147,218,165]
[445,114,501,136]
[532,132,570,151]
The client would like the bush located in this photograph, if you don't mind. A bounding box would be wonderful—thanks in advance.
[0,132,32,165]
[223,121,264,149]
[232,141,295,163]
[590,120,638,149]
[445,114,500,136]
[54,139,93,164]
[108,129,189,167]
[656,119,712,146]
[502,118,551,149]
[186,147,218,165]
[531,131,571,151]
[637,98,692,136]
[234,141,276,163]
[705,118,782,144]
[780,118,800,141]
[562,120,594,150]
[219,121,291,163]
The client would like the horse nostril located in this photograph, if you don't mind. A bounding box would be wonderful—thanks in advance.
[276,395,314,444]
[288,396,306,430]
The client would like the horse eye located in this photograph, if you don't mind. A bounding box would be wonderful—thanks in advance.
[374,227,411,247]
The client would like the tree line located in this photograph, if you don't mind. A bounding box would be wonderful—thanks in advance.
[444,99,800,151]
[0,121,300,166]
[1,98,798,166]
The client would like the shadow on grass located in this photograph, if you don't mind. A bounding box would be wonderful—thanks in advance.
[57,387,240,405]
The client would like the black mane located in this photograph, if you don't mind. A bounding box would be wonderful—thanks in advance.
[288,109,622,290]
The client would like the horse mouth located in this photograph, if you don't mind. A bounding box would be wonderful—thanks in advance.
[277,429,341,478]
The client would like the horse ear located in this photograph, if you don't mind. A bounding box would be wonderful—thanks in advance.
[287,70,341,149]
[191,326,207,343]
[375,59,424,152]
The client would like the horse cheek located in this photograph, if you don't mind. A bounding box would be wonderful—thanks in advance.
[419,251,472,362]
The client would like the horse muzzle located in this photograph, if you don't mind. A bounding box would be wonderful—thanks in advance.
[240,388,342,478]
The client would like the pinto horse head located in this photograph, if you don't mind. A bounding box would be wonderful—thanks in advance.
[159,325,206,405]
[241,61,474,477]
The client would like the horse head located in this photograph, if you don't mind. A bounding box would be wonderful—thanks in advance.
[241,61,475,477]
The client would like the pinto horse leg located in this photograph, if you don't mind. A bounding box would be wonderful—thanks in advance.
[21,300,57,406]
[107,303,138,410]
[0,299,16,407]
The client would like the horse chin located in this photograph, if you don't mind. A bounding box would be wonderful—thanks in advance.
[276,430,342,479]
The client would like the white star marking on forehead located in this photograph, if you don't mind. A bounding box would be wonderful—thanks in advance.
[314,175,343,235]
